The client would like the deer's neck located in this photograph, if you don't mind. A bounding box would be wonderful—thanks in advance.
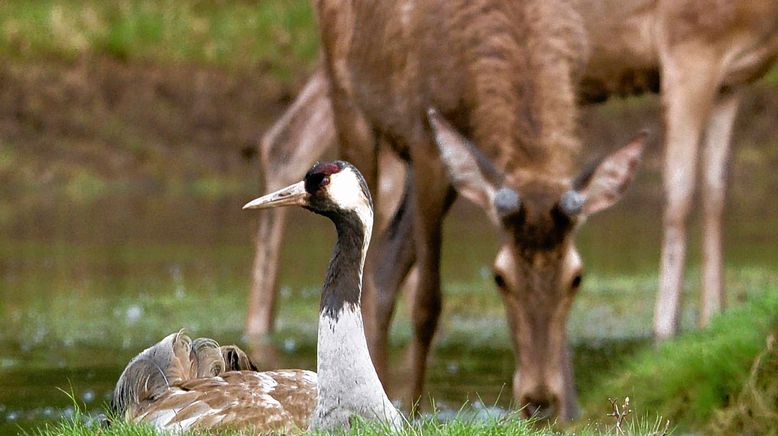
[311,210,401,431]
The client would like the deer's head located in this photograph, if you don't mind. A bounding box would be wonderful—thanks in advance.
[428,109,645,420]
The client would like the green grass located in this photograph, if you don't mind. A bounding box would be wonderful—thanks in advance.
[31,419,672,436]
[709,328,778,435]
[26,393,157,436]
[34,410,553,436]
[343,411,675,436]
[29,393,675,436]
[32,419,159,436]
[581,292,778,432]
[0,0,318,77]
[5,0,777,88]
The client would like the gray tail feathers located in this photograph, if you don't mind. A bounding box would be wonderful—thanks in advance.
[110,330,257,418]
[221,345,259,371]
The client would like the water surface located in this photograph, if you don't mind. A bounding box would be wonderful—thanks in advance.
[2,140,778,433]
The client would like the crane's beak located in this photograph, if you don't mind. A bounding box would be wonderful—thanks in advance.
[243,181,308,210]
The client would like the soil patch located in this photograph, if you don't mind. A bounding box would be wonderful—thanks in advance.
[1,57,776,204]
[0,57,304,201]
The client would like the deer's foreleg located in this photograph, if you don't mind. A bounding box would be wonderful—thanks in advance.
[246,69,336,340]
[654,42,721,340]
[699,89,741,327]
[406,148,457,414]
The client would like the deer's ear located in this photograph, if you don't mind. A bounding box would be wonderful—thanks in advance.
[575,131,647,216]
[427,109,504,213]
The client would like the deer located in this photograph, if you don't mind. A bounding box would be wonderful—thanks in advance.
[573,0,778,339]
[249,1,778,361]
[247,0,778,420]
[250,0,653,421]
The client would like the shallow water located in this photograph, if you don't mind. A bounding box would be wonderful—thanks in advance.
[2,147,778,433]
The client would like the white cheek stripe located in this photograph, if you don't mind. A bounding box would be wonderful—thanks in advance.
[327,171,373,224]
[326,170,374,275]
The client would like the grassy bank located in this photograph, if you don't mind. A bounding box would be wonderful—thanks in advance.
[35,417,674,436]
[0,2,320,216]
[581,292,778,434]
[0,0,318,79]
[32,398,672,436]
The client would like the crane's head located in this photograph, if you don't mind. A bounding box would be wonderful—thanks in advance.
[243,161,373,228]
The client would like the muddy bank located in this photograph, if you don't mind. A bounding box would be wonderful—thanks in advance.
[0,57,307,202]
[1,57,776,203]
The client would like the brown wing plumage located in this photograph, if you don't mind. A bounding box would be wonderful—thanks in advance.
[111,331,317,432]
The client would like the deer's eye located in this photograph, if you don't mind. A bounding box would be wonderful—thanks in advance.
[571,273,583,290]
[494,273,507,289]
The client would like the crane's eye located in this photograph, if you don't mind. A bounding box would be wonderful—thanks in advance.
[305,173,330,193]
[305,161,341,193]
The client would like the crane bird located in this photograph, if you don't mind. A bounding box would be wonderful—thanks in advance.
[110,161,402,432]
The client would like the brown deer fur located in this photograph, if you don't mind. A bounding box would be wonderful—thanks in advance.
[247,0,778,420]
[316,0,644,421]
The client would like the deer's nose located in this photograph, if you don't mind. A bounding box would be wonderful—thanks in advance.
[519,395,557,420]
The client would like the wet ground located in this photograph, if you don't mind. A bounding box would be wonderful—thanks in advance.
[2,153,778,433]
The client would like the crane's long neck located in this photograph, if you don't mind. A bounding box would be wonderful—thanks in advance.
[312,207,401,430]
[319,212,370,317]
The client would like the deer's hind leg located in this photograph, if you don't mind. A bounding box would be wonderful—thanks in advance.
[369,165,417,386]
[654,40,723,340]
[700,89,741,327]
[247,69,336,341]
